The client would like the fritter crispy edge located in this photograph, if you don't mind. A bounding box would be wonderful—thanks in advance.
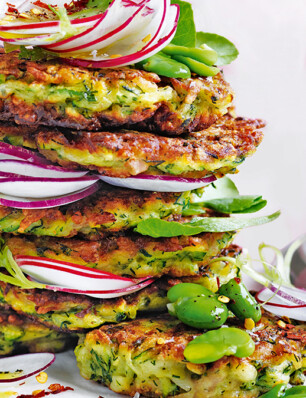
[75,312,306,398]
[0,114,264,178]
[0,245,241,331]
[0,50,234,135]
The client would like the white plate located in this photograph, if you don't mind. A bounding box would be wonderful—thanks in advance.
[0,351,125,398]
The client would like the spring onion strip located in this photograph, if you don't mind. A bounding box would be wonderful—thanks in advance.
[0,240,45,289]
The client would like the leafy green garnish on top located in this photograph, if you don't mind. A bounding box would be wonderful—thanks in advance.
[183,178,267,216]
[171,0,196,47]
[134,211,280,238]
[196,32,239,66]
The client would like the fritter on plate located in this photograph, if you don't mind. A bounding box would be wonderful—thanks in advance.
[0,51,234,135]
[0,114,264,178]
[0,304,78,356]
[0,185,197,239]
[0,246,240,331]
[75,313,306,398]
[3,226,235,278]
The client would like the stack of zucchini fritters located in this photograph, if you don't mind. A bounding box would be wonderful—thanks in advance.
[0,50,305,398]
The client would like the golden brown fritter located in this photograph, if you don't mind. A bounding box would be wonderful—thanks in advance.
[0,304,78,356]
[75,312,306,398]
[0,245,241,331]
[0,50,234,135]
[0,184,196,239]
[3,225,235,278]
[0,114,264,178]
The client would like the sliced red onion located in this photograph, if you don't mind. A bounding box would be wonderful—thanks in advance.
[0,353,55,383]
[269,284,306,305]
[0,159,87,178]
[62,3,179,67]
[0,142,51,164]
[256,288,306,321]
[0,175,98,198]
[16,255,155,299]
[99,174,217,192]
[0,182,99,209]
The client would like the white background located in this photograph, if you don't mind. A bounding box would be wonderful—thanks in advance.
[0,1,306,397]
[192,0,306,258]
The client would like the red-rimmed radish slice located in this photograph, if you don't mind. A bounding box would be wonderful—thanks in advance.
[1,33,62,46]
[99,174,217,192]
[0,353,55,383]
[0,159,87,178]
[30,276,155,299]
[256,287,306,321]
[61,3,179,67]
[0,175,98,198]
[44,0,166,56]
[16,255,149,281]
[0,142,51,164]
[15,255,155,299]
[0,182,99,209]
[43,0,150,52]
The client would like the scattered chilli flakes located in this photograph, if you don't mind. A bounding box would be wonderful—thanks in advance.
[32,1,57,10]
[64,0,89,13]
[16,384,74,398]
[6,3,19,15]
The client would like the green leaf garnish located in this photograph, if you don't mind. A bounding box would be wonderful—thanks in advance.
[183,178,267,215]
[196,32,239,66]
[134,211,280,238]
[0,239,45,289]
[185,196,267,216]
[18,46,56,61]
[171,0,196,47]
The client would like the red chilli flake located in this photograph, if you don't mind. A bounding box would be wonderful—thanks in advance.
[16,384,74,398]
[234,277,241,284]
[32,1,57,10]
[6,3,19,15]
[64,0,89,13]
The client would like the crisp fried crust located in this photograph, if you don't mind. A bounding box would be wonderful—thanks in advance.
[0,114,264,178]
[3,223,235,277]
[0,51,234,135]
[0,245,241,331]
[75,312,306,398]
[0,184,195,239]
[0,304,78,356]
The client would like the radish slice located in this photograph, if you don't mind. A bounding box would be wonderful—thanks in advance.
[0,175,98,198]
[43,0,150,52]
[0,159,87,178]
[0,353,55,383]
[256,287,306,321]
[16,255,155,299]
[61,3,179,67]
[30,276,155,299]
[99,174,217,192]
[1,0,179,68]
[0,182,99,209]
[0,142,51,164]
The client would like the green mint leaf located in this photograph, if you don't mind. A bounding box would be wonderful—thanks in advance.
[197,177,239,201]
[196,32,239,66]
[171,0,196,47]
[134,211,280,237]
[19,46,56,61]
[202,196,267,214]
[183,196,267,216]
[86,0,111,10]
